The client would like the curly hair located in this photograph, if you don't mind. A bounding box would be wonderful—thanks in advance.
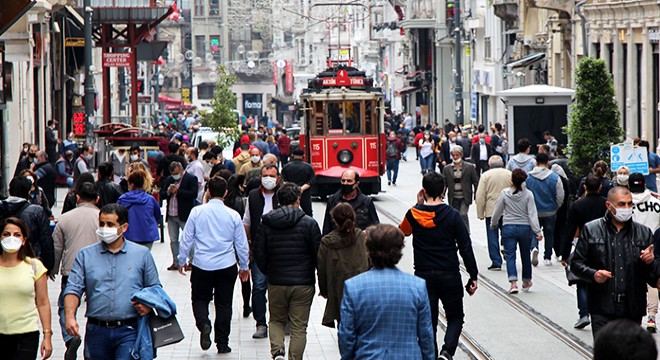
[365,224,404,269]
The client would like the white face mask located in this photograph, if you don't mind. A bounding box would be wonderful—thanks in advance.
[1,236,23,253]
[611,207,633,222]
[171,174,182,181]
[453,157,462,164]
[617,174,629,183]
[261,176,277,190]
[251,155,260,164]
[130,154,139,162]
[26,176,35,184]
[96,227,121,244]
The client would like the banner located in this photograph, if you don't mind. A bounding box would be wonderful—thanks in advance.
[285,61,294,94]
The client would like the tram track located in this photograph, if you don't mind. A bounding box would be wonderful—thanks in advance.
[373,202,594,360]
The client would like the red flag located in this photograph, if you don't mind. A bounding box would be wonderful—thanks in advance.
[169,1,180,21]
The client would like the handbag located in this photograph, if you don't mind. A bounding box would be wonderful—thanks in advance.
[149,314,185,348]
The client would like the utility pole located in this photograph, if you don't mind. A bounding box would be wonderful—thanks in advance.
[453,0,463,125]
[83,0,94,139]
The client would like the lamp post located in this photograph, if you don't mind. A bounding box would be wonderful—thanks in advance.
[453,0,463,125]
[83,0,94,140]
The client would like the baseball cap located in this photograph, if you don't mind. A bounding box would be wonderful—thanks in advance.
[628,172,646,193]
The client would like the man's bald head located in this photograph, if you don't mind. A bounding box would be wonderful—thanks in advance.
[262,154,278,166]
[608,186,631,202]
[341,169,359,183]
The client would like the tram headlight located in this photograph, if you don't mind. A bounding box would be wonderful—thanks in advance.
[337,150,354,165]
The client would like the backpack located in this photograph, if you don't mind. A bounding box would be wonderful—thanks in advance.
[386,139,398,158]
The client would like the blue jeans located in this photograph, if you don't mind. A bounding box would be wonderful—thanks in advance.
[502,224,533,282]
[419,154,434,173]
[386,159,400,183]
[251,262,268,327]
[58,276,73,344]
[415,270,464,357]
[530,215,556,260]
[485,218,502,267]
[577,282,588,318]
[84,323,137,360]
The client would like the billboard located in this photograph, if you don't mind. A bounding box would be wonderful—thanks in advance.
[243,93,263,118]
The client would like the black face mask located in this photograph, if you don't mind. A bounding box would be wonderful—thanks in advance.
[340,184,355,195]
[28,153,36,158]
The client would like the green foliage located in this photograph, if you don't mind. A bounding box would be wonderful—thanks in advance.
[204,66,238,132]
[564,57,623,178]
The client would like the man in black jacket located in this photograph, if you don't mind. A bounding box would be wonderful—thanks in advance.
[322,170,379,235]
[95,162,124,207]
[33,151,58,208]
[562,175,607,330]
[254,183,321,360]
[243,164,281,339]
[157,141,187,186]
[0,176,54,273]
[281,149,315,216]
[470,133,494,175]
[571,186,660,339]
[46,120,59,165]
[160,161,198,270]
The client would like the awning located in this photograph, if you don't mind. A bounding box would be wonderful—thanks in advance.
[405,70,425,79]
[158,95,182,103]
[394,86,418,96]
[505,52,546,69]
[165,103,196,111]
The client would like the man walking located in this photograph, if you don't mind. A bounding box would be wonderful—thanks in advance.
[281,148,316,216]
[442,146,479,232]
[244,164,281,339]
[475,155,511,270]
[33,151,58,209]
[160,161,199,270]
[52,183,99,359]
[526,153,564,266]
[178,177,250,353]
[64,204,161,359]
[46,120,59,165]
[185,147,206,204]
[470,133,494,175]
[254,183,321,360]
[385,130,406,186]
[571,187,659,338]
[506,138,535,173]
[95,162,124,207]
[399,172,479,360]
[277,129,291,166]
[322,170,379,235]
[338,224,435,360]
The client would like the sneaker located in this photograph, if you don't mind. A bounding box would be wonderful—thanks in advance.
[508,285,519,294]
[273,353,285,360]
[544,259,552,266]
[65,336,82,360]
[217,344,232,354]
[252,325,268,339]
[487,264,502,271]
[648,317,657,333]
[200,324,212,350]
[243,306,252,318]
[439,350,453,360]
[531,248,539,267]
[522,281,533,292]
[392,182,396,186]
[574,316,591,329]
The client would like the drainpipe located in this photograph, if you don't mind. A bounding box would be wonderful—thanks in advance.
[575,0,588,57]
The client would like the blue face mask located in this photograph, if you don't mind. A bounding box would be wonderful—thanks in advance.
[479,138,485,144]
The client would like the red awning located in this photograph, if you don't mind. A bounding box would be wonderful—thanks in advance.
[164,103,197,111]
[394,86,418,96]
[405,70,424,79]
[158,95,183,103]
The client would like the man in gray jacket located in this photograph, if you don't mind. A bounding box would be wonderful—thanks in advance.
[442,146,479,232]
[52,183,100,359]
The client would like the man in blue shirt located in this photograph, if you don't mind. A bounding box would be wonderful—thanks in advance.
[639,140,660,192]
[64,204,161,360]
[178,177,250,354]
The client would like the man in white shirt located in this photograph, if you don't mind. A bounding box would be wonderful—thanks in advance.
[186,147,206,204]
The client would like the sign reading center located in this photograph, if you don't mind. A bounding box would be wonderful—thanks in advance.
[102,52,132,67]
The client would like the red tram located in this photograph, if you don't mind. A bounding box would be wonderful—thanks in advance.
[299,66,385,197]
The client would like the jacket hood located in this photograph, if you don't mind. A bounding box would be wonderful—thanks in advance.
[262,206,306,229]
[511,154,534,167]
[323,228,362,250]
[119,190,151,207]
[235,152,250,161]
[0,196,29,216]
[410,203,455,229]
[501,187,529,201]
[529,166,553,180]
[632,190,653,203]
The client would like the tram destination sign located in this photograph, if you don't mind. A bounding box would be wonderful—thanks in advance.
[322,69,364,87]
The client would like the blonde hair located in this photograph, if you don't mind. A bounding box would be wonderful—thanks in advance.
[128,161,153,192]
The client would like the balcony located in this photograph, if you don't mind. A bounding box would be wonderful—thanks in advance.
[493,0,519,30]
[400,0,437,29]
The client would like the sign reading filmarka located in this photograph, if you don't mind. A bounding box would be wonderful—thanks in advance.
[102,52,132,68]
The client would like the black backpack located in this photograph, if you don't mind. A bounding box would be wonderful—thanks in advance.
[386,139,398,158]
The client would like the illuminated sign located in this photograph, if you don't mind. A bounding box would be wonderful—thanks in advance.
[72,112,86,135]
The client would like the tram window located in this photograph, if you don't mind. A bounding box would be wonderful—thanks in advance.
[313,101,324,135]
[365,101,374,135]
[345,101,362,134]
[327,102,343,134]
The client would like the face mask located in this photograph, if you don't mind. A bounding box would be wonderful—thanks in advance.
[23,147,28,153]
[479,138,485,144]
[96,227,121,244]
[85,154,93,161]
[1,236,22,253]
[28,153,36,158]
[26,176,35,184]
[33,158,39,165]
[424,135,430,140]
[454,157,462,164]
[611,207,633,222]
[617,174,629,183]
[130,154,139,162]
[261,176,277,190]
[456,135,463,140]
[251,155,260,164]
[171,174,182,181]
[340,183,355,195]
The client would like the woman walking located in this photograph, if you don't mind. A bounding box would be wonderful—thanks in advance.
[491,169,543,294]
[0,217,52,359]
[418,131,435,174]
[117,169,161,249]
[317,203,369,328]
